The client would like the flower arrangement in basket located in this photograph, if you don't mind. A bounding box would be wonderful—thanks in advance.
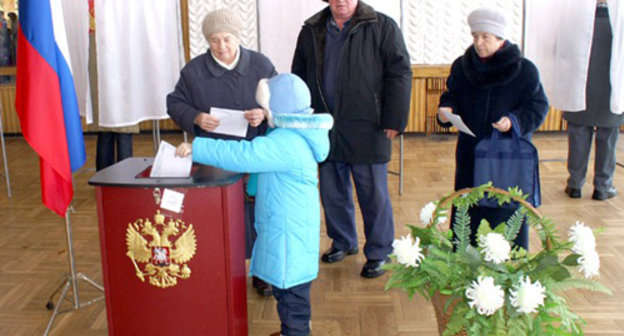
[385,183,612,336]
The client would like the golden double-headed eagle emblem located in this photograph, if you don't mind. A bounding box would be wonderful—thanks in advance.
[126,210,197,288]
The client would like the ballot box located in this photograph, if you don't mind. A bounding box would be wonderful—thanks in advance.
[89,157,247,336]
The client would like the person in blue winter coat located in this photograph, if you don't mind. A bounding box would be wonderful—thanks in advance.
[176,73,333,336]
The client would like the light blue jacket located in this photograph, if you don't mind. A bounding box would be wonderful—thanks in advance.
[192,114,332,289]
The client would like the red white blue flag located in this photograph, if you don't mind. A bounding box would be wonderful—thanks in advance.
[16,0,86,216]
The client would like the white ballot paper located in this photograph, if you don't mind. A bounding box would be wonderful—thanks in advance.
[440,109,476,137]
[150,141,193,178]
[211,107,249,137]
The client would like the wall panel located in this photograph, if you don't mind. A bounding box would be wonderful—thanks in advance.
[187,0,258,59]
[405,0,523,64]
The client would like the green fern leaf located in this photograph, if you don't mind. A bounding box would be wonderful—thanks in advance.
[453,205,471,255]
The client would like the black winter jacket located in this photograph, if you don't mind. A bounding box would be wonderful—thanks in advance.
[438,42,549,190]
[167,47,276,140]
[292,1,412,164]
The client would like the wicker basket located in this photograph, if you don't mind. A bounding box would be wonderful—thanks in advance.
[429,186,549,336]
[431,291,466,336]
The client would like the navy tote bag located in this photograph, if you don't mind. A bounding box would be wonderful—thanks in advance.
[473,116,541,208]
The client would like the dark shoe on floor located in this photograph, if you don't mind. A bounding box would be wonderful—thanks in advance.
[360,258,390,279]
[321,246,358,263]
[252,276,272,296]
[592,187,617,201]
[564,186,581,198]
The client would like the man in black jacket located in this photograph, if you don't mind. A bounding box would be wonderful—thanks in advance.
[292,0,411,278]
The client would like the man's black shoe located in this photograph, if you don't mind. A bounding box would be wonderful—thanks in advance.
[564,186,581,198]
[592,187,617,201]
[360,258,390,279]
[252,276,272,296]
[321,246,358,263]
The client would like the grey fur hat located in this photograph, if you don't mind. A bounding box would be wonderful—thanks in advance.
[467,8,507,39]
[202,8,243,41]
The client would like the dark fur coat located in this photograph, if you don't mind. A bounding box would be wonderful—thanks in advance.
[439,42,549,190]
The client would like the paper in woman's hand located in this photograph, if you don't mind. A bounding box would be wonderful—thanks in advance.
[211,108,249,137]
[440,109,476,137]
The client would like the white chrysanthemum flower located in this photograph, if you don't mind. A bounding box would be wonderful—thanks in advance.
[568,221,596,255]
[578,250,600,278]
[510,276,546,314]
[392,235,425,267]
[478,233,511,264]
[419,202,447,226]
[465,276,505,316]
[420,202,437,225]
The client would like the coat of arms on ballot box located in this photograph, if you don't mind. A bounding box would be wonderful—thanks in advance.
[126,210,197,288]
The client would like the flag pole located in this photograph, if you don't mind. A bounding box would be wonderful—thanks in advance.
[44,205,104,336]
[152,120,161,155]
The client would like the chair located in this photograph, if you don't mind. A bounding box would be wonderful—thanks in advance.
[388,134,404,195]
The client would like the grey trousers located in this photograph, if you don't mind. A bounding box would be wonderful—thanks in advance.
[566,123,620,191]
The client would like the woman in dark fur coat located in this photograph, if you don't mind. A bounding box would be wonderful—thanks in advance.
[437,8,549,250]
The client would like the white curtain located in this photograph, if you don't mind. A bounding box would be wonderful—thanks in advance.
[59,0,92,124]
[94,0,184,127]
[608,0,624,113]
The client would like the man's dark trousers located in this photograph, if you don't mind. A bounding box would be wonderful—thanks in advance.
[319,161,394,261]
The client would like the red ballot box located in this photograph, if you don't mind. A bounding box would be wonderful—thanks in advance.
[89,158,247,336]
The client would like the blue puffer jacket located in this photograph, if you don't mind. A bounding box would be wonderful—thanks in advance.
[192,112,332,289]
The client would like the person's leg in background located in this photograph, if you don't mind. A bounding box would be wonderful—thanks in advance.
[96,132,115,171]
[115,133,133,162]
[592,126,619,200]
[352,163,394,278]
[319,161,359,263]
[565,122,594,198]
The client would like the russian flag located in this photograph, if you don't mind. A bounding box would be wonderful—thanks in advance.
[15,0,86,216]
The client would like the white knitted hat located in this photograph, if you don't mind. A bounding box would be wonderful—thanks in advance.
[467,8,507,39]
[202,8,243,40]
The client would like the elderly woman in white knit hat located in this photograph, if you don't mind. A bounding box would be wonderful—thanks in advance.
[167,8,277,296]
[436,7,549,250]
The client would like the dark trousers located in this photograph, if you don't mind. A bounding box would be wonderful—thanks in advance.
[567,123,620,192]
[319,161,394,260]
[96,132,133,171]
[272,281,312,336]
[244,198,257,259]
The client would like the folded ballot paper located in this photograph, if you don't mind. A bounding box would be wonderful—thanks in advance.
[150,140,193,178]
